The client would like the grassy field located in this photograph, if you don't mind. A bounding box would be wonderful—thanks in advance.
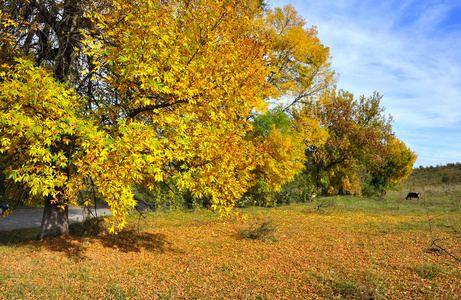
[387,163,461,210]
[1,195,460,299]
[1,165,460,299]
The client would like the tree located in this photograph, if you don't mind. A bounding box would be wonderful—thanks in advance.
[0,0,102,238]
[243,107,306,205]
[363,137,417,196]
[1,0,295,237]
[296,89,400,196]
[238,4,334,205]
[0,58,97,237]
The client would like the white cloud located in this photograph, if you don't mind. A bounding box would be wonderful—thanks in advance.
[270,0,461,166]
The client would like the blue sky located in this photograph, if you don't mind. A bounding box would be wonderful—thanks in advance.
[269,0,461,167]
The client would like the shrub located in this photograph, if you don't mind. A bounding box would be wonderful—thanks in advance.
[240,219,277,242]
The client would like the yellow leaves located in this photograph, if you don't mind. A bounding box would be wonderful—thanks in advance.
[0,58,93,206]
[264,4,336,107]
[384,137,418,185]
[74,0,276,222]
[113,1,122,10]
[84,0,269,120]
[0,137,10,152]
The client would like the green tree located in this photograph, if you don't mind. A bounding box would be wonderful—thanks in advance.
[244,107,305,206]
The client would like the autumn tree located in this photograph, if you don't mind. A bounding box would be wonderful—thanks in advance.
[243,107,305,206]
[79,0,281,222]
[295,89,415,197]
[0,0,103,237]
[258,5,416,199]
[1,0,303,238]
[362,136,417,196]
[263,4,334,165]
[0,59,100,237]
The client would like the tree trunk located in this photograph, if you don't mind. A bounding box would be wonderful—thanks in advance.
[37,195,69,239]
[311,162,323,198]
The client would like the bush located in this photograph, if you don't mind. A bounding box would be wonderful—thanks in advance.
[281,172,317,203]
[240,219,277,242]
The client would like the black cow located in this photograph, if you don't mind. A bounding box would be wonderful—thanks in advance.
[406,192,420,200]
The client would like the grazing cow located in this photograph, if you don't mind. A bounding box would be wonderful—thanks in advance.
[406,192,420,200]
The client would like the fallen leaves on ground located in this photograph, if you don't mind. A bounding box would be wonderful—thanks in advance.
[0,205,460,299]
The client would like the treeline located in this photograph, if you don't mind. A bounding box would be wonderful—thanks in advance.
[0,0,416,238]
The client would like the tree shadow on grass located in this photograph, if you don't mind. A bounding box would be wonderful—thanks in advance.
[0,227,40,245]
[98,230,182,254]
[1,227,182,261]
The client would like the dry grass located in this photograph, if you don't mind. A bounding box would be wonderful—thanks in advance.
[0,202,460,299]
[387,163,461,212]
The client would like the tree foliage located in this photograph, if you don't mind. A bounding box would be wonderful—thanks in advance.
[244,108,306,206]
[241,4,333,205]
[0,0,315,236]
[264,4,336,109]
[77,0,283,225]
[0,1,417,237]
[363,136,417,196]
[295,89,416,197]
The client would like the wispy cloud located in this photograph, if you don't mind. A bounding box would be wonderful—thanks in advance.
[270,0,461,166]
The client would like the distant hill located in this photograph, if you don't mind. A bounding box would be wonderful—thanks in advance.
[404,163,461,187]
[389,163,461,205]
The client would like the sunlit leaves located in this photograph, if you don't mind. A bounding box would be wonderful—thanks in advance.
[248,108,306,193]
[297,89,414,196]
[78,0,274,226]
[0,59,90,203]
[264,4,336,106]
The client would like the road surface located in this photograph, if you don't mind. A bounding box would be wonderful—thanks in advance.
[0,206,112,232]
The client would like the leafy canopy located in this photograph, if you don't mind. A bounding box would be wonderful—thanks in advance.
[0,0,313,231]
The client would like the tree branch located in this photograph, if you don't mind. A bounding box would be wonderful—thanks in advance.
[424,198,461,264]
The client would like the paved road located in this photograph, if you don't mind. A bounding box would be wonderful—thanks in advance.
[0,206,112,232]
